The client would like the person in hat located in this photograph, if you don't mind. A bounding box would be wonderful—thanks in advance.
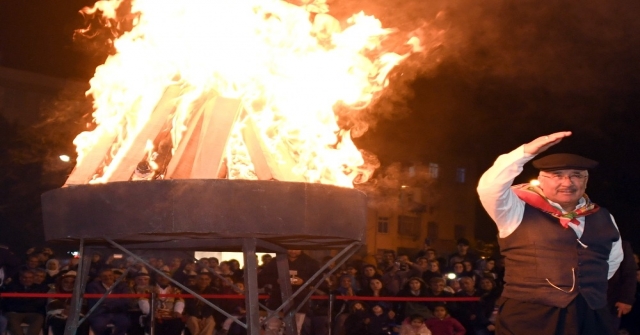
[477,131,623,335]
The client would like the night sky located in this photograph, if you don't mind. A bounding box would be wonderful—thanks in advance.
[1,0,639,251]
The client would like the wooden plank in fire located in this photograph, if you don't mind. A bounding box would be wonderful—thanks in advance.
[242,116,306,182]
[104,85,182,182]
[190,97,243,179]
[164,100,206,179]
[64,130,119,186]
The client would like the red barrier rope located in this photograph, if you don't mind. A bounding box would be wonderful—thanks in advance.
[0,292,480,302]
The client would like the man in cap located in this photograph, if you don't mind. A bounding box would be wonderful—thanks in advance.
[477,131,623,335]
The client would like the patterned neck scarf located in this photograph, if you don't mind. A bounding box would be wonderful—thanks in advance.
[511,183,600,228]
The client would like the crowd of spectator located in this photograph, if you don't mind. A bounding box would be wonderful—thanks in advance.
[0,237,638,335]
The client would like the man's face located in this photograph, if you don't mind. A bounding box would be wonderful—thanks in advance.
[426,250,436,260]
[171,258,182,267]
[383,252,395,263]
[460,278,475,292]
[453,263,464,273]
[27,257,39,269]
[61,276,75,292]
[457,244,469,255]
[287,250,302,260]
[430,280,444,294]
[428,261,439,272]
[135,276,150,287]
[196,274,211,290]
[34,271,46,284]
[480,278,494,292]
[364,267,376,277]
[156,273,171,286]
[340,276,352,288]
[409,279,421,292]
[20,272,34,286]
[100,270,115,286]
[538,169,588,209]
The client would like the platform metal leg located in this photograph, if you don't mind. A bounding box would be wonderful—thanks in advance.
[64,240,91,335]
[243,238,261,335]
[276,252,297,335]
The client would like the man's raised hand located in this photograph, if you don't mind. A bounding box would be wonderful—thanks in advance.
[523,131,572,155]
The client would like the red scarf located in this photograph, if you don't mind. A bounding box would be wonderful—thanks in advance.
[511,183,599,228]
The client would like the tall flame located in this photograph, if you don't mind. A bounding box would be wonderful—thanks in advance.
[73,0,422,188]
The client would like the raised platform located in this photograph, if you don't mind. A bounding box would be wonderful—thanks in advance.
[41,179,367,249]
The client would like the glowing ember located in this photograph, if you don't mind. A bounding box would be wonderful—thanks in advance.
[70,0,425,188]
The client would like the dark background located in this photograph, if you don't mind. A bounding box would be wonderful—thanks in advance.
[0,0,639,253]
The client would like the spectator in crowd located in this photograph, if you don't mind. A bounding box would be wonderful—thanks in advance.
[259,254,272,272]
[366,302,395,335]
[607,240,637,332]
[129,268,151,335]
[473,258,497,284]
[168,257,183,275]
[444,278,460,294]
[44,259,60,285]
[184,271,217,335]
[422,260,442,285]
[343,302,368,335]
[399,314,432,335]
[450,263,465,279]
[447,239,478,271]
[85,268,131,335]
[413,240,434,261]
[332,274,360,335]
[425,304,465,335]
[0,244,21,287]
[475,277,500,335]
[172,261,197,286]
[218,261,234,281]
[396,277,432,321]
[87,253,105,283]
[46,271,90,335]
[140,266,185,335]
[426,277,454,313]
[410,257,430,278]
[453,277,481,334]
[620,267,640,334]
[258,250,320,335]
[460,261,477,283]
[14,255,41,283]
[219,281,246,335]
[358,278,395,315]
[359,264,382,292]
[2,269,48,335]
[32,268,49,287]
[381,257,411,295]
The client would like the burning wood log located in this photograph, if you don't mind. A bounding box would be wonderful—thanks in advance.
[102,85,182,182]
[242,116,306,182]
[190,97,243,179]
[64,129,119,186]
[165,101,206,179]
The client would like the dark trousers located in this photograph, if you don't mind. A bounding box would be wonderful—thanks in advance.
[47,316,90,335]
[6,312,44,335]
[145,317,185,335]
[88,313,130,335]
[495,295,614,335]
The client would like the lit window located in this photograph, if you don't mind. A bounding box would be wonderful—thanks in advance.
[429,163,439,179]
[377,217,389,233]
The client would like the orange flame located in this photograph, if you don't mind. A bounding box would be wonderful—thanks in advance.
[73,0,423,187]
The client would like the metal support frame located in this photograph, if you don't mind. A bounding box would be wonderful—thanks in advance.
[62,237,363,335]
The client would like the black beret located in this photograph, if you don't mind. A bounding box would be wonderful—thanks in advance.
[532,153,598,171]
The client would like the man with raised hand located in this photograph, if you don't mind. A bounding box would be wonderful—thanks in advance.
[477,131,623,335]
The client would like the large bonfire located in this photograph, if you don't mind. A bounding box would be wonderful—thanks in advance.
[69,0,431,188]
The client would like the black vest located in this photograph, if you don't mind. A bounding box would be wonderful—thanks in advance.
[498,204,619,309]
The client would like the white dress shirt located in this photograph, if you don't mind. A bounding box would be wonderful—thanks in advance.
[477,145,623,279]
